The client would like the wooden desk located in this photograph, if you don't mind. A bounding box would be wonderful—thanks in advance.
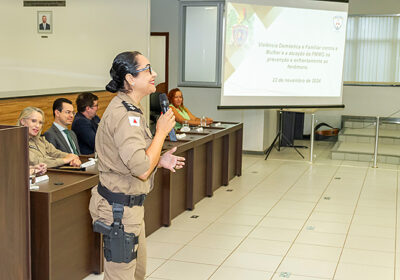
[30,122,243,279]
[147,122,243,230]
[30,170,101,280]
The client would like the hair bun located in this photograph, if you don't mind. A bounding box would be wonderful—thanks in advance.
[106,79,119,93]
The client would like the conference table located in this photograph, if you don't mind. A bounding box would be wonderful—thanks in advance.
[30,122,243,280]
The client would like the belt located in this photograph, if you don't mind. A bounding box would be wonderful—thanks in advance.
[97,182,146,207]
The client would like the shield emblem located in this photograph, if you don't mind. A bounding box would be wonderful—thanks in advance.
[232,24,248,46]
[333,16,343,30]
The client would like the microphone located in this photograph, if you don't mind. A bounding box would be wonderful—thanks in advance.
[159,93,177,141]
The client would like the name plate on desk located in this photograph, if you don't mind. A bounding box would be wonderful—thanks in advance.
[35,174,49,183]
[176,133,186,140]
[81,160,96,168]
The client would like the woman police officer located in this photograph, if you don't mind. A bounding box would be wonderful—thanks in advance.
[89,51,185,280]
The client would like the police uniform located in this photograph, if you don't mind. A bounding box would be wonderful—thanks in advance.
[28,136,69,167]
[89,92,156,280]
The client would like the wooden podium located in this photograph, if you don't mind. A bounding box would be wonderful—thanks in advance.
[0,125,31,280]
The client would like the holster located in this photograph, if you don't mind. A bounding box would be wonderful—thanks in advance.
[93,203,138,263]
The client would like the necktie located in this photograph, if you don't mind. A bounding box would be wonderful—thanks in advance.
[63,129,78,155]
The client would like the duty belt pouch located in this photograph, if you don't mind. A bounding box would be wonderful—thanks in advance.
[93,203,138,263]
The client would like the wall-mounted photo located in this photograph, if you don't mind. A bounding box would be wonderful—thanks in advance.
[37,11,52,34]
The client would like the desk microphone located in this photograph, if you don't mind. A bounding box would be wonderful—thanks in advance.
[159,93,177,141]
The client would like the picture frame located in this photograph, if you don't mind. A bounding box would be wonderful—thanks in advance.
[37,11,52,34]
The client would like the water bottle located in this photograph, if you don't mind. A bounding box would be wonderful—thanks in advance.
[200,116,206,127]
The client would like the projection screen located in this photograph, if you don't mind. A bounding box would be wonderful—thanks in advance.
[220,0,348,107]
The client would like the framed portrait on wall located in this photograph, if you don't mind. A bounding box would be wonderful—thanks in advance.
[37,11,52,34]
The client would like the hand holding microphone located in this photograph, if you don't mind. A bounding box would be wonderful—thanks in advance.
[158,93,178,141]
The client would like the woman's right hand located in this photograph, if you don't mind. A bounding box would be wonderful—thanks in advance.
[156,108,176,137]
[34,163,47,175]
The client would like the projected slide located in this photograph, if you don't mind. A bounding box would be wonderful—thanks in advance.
[222,0,348,103]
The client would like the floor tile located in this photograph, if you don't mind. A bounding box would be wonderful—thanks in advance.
[146,258,167,276]
[271,273,330,280]
[268,208,312,220]
[334,262,394,280]
[203,223,253,237]
[150,260,217,280]
[249,226,300,242]
[351,214,396,228]
[170,245,231,265]
[277,257,337,279]
[147,228,198,245]
[259,217,305,230]
[308,211,352,224]
[216,213,264,226]
[237,238,291,256]
[344,235,395,252]
[146,241,184,259]
[169,218,212,232]
[223,251,283,272]
[209,266,273,280]
[340,248,394,268]
[287,243,342,262]
[188,232,243,250]
[348,224,395,239]
[314,202,355,215]
[296,230,346,247]
[304,220,350,234]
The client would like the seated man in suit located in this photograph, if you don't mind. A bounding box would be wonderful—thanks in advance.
[72,92,100,155]
[44,98,81,155]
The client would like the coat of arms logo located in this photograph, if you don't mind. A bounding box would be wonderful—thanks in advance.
[333,16,343,30]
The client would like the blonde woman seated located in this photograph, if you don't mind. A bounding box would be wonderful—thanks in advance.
[18,107,81,168]
[167,88,213,130]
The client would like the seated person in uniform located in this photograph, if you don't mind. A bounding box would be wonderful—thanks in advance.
[44,98,81,155]
[72,92,101,155]
[18,107,81,168]
[167,88,213,130]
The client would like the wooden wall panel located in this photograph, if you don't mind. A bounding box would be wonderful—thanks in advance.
[0,91,114,132]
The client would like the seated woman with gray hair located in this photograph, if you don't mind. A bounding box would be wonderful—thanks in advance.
[18,107,81,168]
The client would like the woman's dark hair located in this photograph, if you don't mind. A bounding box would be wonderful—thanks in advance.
[106,51,142,93]
[167,88,183,107]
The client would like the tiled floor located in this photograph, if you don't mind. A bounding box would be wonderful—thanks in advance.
[84,140,400,280]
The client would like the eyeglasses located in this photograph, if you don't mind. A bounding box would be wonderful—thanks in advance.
[62,110,75,116]
[134,64,152,75]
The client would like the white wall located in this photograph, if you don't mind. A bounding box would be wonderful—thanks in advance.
[0,0,150,98]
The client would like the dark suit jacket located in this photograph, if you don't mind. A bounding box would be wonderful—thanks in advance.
[72,113,100,155]
[44,123,81,155]
[39,23,51,30]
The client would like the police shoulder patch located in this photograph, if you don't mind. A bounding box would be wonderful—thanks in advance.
[122,101,143,114]
[128,116,140,127]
